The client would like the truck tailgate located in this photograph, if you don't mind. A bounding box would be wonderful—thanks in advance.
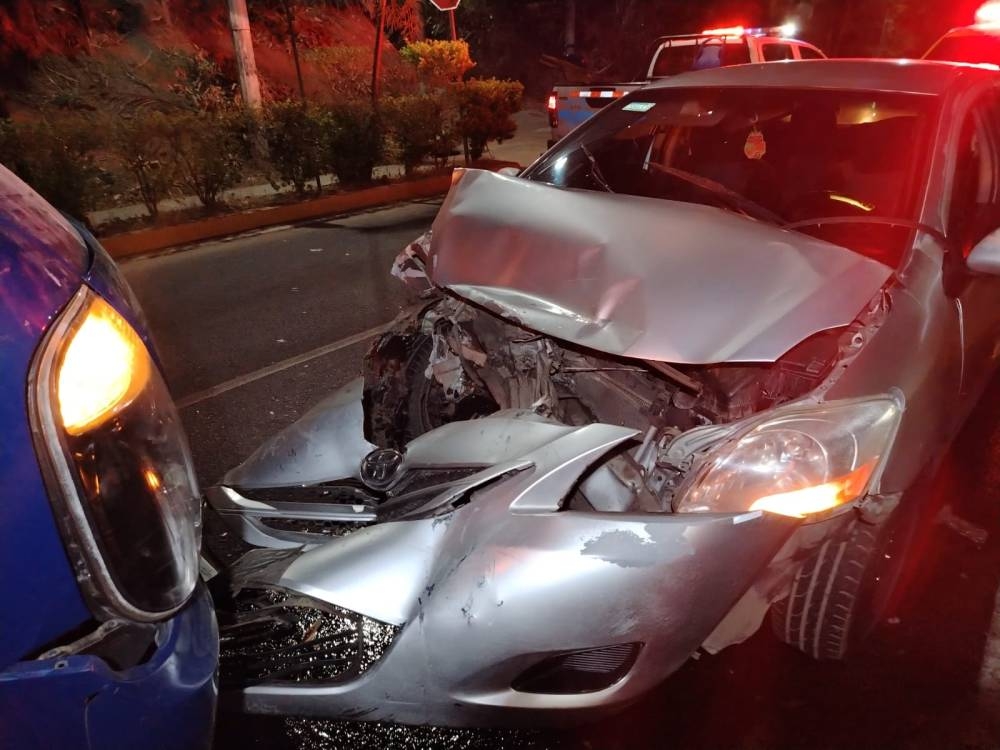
[551,83,643,141]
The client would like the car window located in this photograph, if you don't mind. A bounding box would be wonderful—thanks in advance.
[948,94,1000,257]
[763,43,794,61]
[651,40,750,76]
[525,87,939,267]
[799,46,825,60]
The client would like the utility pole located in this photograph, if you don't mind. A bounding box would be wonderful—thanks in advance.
[564,0,576,57]
[227,0,263,110]
[281,0,307,101]
[371,0,386,106]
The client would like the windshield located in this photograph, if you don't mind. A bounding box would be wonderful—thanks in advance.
[651,38,751,77]
[924,33,1000,65]
[524,87,939,267]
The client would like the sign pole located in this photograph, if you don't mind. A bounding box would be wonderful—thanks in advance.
[429,0,461,38]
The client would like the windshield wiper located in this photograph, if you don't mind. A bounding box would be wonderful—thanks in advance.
[580,143,615,193]
[646,163,785,225]
[783,216,950,247]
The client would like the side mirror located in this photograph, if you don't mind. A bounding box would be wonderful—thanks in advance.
[497,166,522,178]
[968,228,1000,275]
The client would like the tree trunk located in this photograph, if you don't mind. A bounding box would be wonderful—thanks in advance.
[282,0,306,101]
[371,0,386,107]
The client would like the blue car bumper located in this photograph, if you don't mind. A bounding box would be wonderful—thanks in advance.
[0,585,218,750]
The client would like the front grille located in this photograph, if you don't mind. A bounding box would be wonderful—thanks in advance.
[219,588,398,688]
[389,466,487,496]
[237,483,378,506]
[259,517,367,537]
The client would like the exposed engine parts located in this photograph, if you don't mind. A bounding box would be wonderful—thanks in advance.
[363,290,888,514]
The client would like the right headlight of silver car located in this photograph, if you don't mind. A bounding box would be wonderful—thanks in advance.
[31,286,201,622]
[673,397,902,519]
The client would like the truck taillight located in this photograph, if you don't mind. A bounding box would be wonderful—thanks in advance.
[547,93,559,128]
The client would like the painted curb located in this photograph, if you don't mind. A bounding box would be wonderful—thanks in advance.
[100,160,519,259]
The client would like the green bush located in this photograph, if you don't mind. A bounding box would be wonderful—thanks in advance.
[400,40,475,89]
[454,78,524,161]
[170,110,245,209]
[1,116,106,219]
[322,102,383,186]
[263,101,324,196]
[384,95,456,174]
[110,112,177,220]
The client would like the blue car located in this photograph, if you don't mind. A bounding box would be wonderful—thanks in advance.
[0,166,218,748]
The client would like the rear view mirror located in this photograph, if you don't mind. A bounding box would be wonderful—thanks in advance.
[497,166,522,177]
[968,228,1000,275]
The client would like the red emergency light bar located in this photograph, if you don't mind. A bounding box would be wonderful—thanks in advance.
[702,25,745,36]
[701,23,797,37]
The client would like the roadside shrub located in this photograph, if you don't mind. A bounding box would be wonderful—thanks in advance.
[167,51,239,111]
[306,46,372,100]
[308,46,418,101]
[0,119,28,176]
[454,78,524,161]
[322,101,383,186]
[263,101,324,196]
[110,112,177,219]
[383,95,457,174]
[6,115,106,218]
[400,40,475,89]
[170,110,245,209]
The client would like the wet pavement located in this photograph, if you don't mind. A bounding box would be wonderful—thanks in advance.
[122,201,1000,750]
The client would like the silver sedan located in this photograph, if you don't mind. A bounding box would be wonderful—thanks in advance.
[209,59,1000,728]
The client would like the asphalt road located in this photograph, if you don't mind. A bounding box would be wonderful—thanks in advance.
[122,201,1000,750]
[122,200,433,487]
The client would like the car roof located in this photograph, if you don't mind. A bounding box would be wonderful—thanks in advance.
[652,34,815,49]
[939,24,1000,39]
[644,58,998,96]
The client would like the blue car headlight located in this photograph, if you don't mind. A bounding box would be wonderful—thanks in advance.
[30,287,201,621]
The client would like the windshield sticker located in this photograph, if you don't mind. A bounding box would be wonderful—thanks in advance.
[744,126,767,160]
[623,102,656,113]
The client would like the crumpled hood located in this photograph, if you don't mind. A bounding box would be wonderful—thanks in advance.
[428,169,893,364]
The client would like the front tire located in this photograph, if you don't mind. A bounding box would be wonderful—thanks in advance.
[770,521,880,660]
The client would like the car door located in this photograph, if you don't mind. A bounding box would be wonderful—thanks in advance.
[945,88,1000,401]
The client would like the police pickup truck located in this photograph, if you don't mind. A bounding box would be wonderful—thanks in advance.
[546,25,826,145]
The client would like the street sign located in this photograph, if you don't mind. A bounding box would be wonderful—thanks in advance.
[429,0,460,11]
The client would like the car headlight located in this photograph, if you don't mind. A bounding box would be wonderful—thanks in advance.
[674,397,901,518]
[31,287,200,621]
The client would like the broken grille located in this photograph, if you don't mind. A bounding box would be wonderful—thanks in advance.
[219,588,398,688]
[259,517,364,537]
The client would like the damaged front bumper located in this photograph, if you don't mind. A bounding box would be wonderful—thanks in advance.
[217,509,796,729]
[207,383,802,729]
